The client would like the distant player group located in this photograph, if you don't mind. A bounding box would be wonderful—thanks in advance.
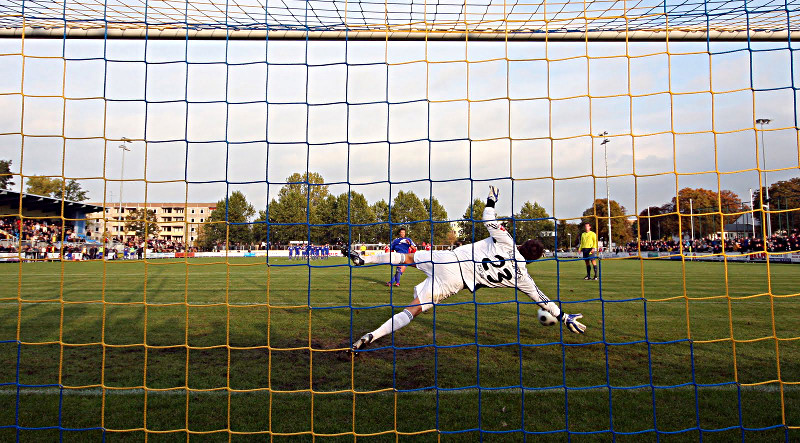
[342,185,587,353]
[288,244,330,260]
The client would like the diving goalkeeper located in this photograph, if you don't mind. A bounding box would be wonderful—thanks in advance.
[342,185,586,352]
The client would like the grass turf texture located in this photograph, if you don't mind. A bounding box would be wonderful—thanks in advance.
[0,256,798,442]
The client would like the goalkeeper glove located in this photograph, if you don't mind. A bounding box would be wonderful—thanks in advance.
[563,313,586,334]
[487,185,500,204]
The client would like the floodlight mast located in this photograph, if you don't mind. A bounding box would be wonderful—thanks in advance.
[599,132,612,252]
[118,137,132,241]
[755,118,771,238]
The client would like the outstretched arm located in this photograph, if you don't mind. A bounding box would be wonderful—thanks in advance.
[517,271,586,334]
[516,272,560,317]
[517,273,586,334]
[482,186,515,248]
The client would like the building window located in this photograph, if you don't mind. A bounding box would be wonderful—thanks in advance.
[200,218,204,222]
[191,209,195,214]
[200,209,204,214]
[191,228,195,232]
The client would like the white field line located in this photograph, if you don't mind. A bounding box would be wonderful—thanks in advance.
[0,299,786,307]
[0,301,414,307]
[0,384,796,396]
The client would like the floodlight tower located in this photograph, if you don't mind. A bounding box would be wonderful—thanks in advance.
[118,137,132,240]
[756,118,771,237]
[599,132,612,250]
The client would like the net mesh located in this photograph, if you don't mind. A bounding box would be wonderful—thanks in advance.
[1,0,799,38]
[0,0,799,440]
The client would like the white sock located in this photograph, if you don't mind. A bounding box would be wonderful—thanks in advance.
[370,309,414,341]
[363,252,406,265]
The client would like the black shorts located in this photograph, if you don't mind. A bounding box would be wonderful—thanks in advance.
[582,248,594,260]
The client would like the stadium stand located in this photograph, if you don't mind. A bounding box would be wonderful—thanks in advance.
[0,190,102,260]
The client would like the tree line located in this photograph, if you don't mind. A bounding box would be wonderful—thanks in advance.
[187,173,800,250]
[196,172,559,249]
[2,158,797,247]
[0,160,89,202]
[565,179,800,248]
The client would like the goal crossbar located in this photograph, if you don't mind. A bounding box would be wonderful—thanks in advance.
[2,27,798,41]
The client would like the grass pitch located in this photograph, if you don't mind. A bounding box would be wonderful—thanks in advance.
[1,256,798,442]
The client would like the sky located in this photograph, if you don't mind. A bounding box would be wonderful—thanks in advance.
[0,37,798,225]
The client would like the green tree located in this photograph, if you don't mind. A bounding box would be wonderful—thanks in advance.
[637,205,670,240]
[262,172,329,245]
[279,172,329,218]
[652,188,744,240]
[311,191,378,244]
[581,199,633,247]
[458,199,488,241]
[311,194,341,243]
[26,176,62,197]
[124,208,160,239]
[55,179,89,202]
[0,159,14,190]
[421,196,450,245]
[201,191,255,248]
[25,176,89,202]
[267,189,309,245]
[342,191,378,244]
[252,209,270,244]
[513,201,556,249]
[557,220,581,250]
[371,199,390,243]
[673,188,742,238]
[753,177,800,233]
[389,191,427,241]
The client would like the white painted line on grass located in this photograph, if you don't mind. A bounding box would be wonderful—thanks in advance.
[0,384,795,396]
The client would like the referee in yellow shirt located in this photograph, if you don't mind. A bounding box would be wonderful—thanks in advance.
[579,222,598,280]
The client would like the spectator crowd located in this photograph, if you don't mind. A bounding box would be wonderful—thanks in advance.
[626,229,800,254]
[3,216,799,260]
[1,217,79,244]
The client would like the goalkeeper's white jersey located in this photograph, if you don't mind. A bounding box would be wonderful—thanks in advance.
[452,206,551,308]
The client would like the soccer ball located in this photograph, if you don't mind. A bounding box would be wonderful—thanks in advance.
[538,308,557,326]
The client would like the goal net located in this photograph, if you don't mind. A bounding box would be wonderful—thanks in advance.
[0,0,797,440]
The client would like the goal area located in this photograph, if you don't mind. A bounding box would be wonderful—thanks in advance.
[1,0,798,441]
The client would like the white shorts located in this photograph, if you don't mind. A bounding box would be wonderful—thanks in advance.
[412,251,465,310]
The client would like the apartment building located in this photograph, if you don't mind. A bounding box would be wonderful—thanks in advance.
[87,202,216,245]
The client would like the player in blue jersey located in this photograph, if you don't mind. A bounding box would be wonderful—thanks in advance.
[387,228,416,287]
